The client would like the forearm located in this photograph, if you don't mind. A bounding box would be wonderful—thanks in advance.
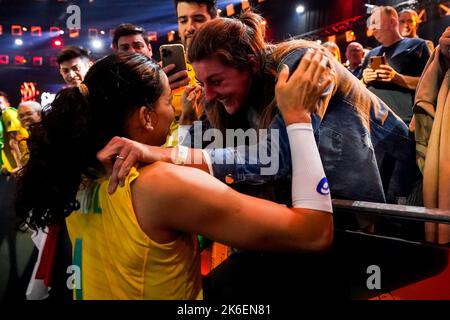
[9,138,22,168]
[392,74,420,90]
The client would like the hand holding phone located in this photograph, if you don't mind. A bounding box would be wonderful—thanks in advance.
[160,44,187,76]
[369,55,387,71]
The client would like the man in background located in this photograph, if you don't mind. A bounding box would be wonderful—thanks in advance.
[398,9,434,52]
[345,42,365,79]
[57,46,91,87]
[362,6,430,125]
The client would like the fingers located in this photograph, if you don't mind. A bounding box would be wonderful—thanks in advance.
[116,150,139,191]
[183,85,197,100]
[96,136,126,175]
[162,64,175,74]
[311,53,329,86]
[297,50,315,73]
[275,64,290,89]
[108,144,131,194]
[169,73,191,91]
[168,70,189,83]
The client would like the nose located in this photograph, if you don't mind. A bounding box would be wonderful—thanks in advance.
[204,85,218,103]
[68,70,77,79]
[187,19,196,33]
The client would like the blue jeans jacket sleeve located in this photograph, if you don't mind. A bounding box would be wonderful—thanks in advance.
[204,113,293,185]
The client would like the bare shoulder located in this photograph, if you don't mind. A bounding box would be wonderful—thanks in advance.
[134,161,225,199]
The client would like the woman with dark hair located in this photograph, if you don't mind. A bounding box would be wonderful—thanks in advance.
[16,52,333,299]
[97,11,418,300]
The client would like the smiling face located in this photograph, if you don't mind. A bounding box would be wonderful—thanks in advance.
[59,57,90,87]
[399,11,418,38]
[177,2,213,48]
[18,104,41,129]
[192,56,252,115]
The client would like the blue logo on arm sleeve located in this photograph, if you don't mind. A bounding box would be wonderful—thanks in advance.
[316,177,330,195]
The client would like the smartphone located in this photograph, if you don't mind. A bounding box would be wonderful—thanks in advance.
[159,44,187,76]
[369,55,386,70]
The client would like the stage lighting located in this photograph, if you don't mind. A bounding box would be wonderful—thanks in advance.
[31,26,42,37]
[52,39,63,48]
[242,0,250,10]
[167,30,175,42]
[0,25,3,35]
[0,55,9,65]
[14,56,27,65]
[345,30,356,42]
[15,39,23,46]
[69,29,80,38]
[11,25,23,36]
[50,26,61,37]
[226,4,235,17]
[91,39,103,49]
[33,56,43,66]
[296,5,305,14]
[147,31,157,42]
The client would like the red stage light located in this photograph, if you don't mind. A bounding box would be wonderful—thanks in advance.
[50,26,61,37]
[0,54,9,65]
[52,39,63,48]
[33,56,43,66]
[0,25,3,35]
[14,56,27,65]
[11,25,23,36]
[20,82,40,102]
[31,26,42,37]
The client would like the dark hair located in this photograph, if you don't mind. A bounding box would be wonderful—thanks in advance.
[0,91,9,102]
[15,53,163,230]
[57,45,90,64]
[174,0,217,19]
[112,23,148,48]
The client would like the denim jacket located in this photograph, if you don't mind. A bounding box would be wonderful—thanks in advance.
[183,49,419,204]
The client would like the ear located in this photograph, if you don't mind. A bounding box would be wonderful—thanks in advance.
[147,43,153,57]
[247,54,259,73]
[138,106,154,131]
[112,43,118,52]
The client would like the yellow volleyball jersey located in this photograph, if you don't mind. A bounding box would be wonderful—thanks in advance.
[66,167,202,300]
[171,62,197,117]
[1,108,29,171]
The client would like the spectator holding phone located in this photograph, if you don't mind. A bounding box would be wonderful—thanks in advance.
[362,6,430,125]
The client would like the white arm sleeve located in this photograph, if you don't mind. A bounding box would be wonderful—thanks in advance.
[287,123,333,213]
